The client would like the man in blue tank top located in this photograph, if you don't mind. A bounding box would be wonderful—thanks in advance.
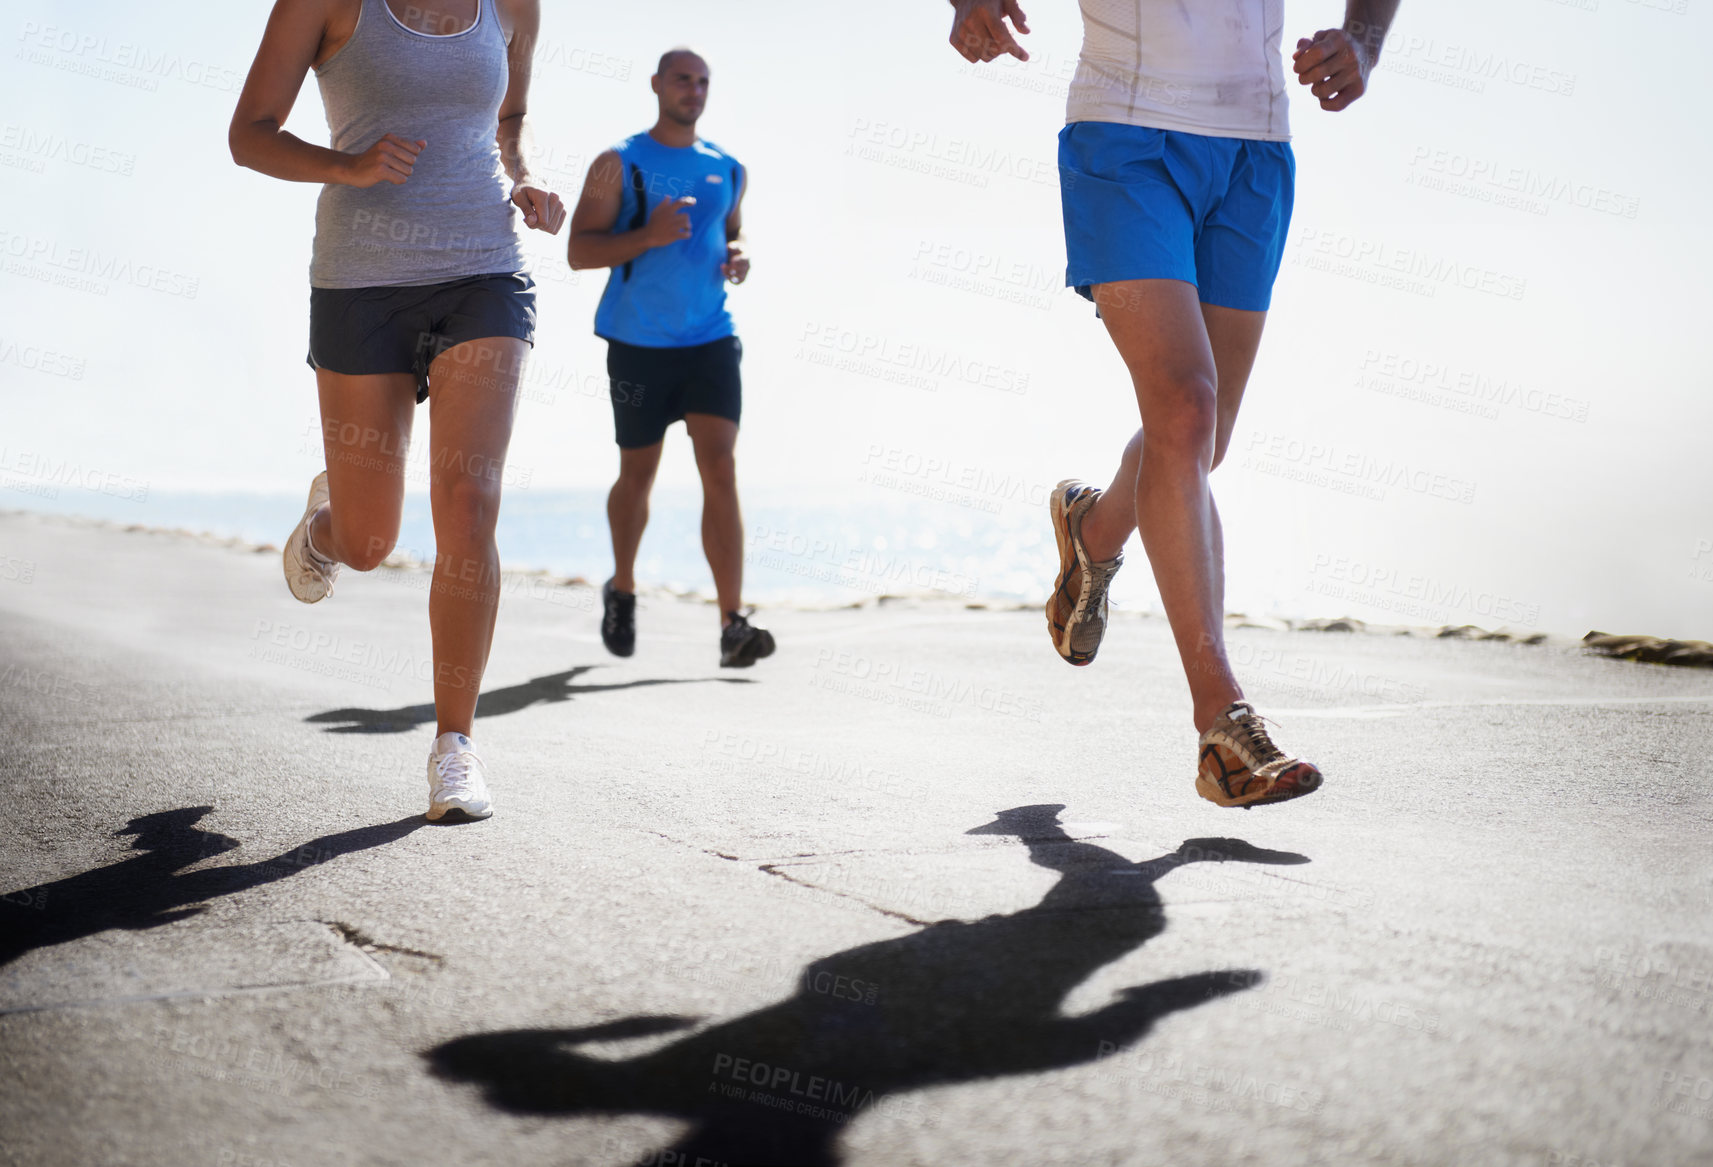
[567,47,773,668]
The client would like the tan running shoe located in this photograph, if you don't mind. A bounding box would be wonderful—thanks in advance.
[1195,701,1323,808]
[1046,479,1124,666]
[282,471,340,604]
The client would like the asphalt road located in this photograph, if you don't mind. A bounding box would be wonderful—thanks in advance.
[2,511,1711,1167]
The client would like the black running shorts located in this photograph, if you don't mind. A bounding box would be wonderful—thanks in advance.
[307,272,536,403]
[605,335,743,449]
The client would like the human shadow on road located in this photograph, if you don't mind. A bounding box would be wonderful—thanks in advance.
[0,806,425,969]
[428,803,1309,1167]
[305,666,755,733]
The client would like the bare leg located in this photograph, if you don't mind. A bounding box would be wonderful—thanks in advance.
[310,370,415,570]
[685,413,743,623]
[1071,282,1269,733]
[607,442,662,594]
[424,337,527,739]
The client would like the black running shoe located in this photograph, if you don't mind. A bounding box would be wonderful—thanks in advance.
[720,611,775,668]
[601,579,636,657]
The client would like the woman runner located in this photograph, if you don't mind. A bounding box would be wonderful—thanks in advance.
[230,0,566,821]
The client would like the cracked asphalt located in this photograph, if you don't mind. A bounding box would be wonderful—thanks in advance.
[2,511,1711,1167]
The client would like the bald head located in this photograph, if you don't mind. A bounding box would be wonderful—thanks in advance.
[656,48,709,79]
[651,48,711,130]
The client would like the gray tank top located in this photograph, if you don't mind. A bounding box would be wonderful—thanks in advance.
[310,0,525,288]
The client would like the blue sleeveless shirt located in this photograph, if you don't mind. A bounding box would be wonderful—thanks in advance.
[593,133,743,348]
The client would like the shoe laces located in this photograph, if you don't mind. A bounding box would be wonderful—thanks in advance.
[294,557,336,599]
[300,514,338,596]
[434,748,478,795]
[723,611,752,641]
[1224,703,1286,768]
[1082,555,1122,616]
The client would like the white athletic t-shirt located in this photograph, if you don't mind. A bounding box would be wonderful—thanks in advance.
[1068,0,1291,141]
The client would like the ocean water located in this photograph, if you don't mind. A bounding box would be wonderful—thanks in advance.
[1,487,1085,611]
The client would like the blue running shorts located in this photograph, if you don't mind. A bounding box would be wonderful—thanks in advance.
[1058,122,1295,311]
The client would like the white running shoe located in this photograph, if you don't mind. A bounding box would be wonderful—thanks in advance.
[283,471,341,604]
[426,731,493,821]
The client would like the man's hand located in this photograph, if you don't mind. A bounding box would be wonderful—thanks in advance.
[643,195,696,248]
[1292,29,1372,111]
[511,183,567,234]
[341,133,425,188]
[950,0,1030,64]
[721,244,749,286]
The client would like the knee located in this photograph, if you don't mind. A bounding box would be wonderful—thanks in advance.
[613,463,658,498]
[696,448,737,490]
[329,516,396,572]
[1143,374,1219,464]
[433,473,503,541]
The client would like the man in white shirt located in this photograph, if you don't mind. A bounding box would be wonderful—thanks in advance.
[948,0,1401,808]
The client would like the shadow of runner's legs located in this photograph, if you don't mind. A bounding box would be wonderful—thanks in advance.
[426,804,1310,1167]
[305,666,755,733]
[0,807,426,968]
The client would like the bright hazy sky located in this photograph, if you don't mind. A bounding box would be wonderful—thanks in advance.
[1,0,1709,635]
